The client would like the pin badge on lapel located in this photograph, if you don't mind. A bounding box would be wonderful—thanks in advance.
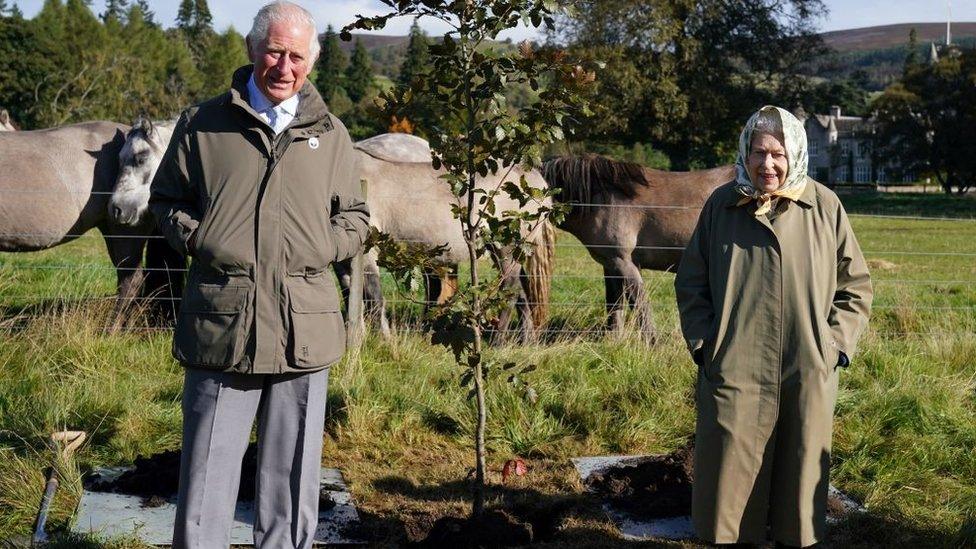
[309,137,320,150]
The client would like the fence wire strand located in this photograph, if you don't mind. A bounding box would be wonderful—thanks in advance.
[1,188,975,222]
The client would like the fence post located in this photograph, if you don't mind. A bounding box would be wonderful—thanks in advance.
[345,178,367,352]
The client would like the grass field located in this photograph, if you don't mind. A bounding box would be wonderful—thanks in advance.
[0,192,974,547]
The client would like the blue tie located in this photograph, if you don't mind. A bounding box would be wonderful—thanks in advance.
[266,107,279,134]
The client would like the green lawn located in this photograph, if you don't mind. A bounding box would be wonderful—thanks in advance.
[0,193,974,547]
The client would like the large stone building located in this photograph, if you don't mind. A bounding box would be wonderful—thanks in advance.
[797,106,913,186]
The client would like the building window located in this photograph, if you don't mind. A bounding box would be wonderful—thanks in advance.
[855,165,870,183]
[857,141,870,158]
[836,166,849,182]
[809,139,821,157]
[840,141,852,155]
[877,167,887,183]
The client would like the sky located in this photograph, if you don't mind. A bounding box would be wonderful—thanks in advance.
[12,0,976,40]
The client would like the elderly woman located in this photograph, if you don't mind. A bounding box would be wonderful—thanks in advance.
[675,106,872,547]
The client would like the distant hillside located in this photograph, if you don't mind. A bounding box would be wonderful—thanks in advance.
[821,22,976,53]
[337,34,409,52]
[328,24,976,89]
[806,23,976,90]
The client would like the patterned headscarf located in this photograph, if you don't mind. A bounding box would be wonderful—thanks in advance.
[734,106,808,216]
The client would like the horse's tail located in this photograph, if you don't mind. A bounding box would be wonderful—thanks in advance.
[524,219,556,328]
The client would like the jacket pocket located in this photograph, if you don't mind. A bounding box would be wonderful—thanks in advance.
[173,282,252,369]
[188,196,214,260]
[286,275,346,368]
[701,335,720,383]
[817,318,840,372]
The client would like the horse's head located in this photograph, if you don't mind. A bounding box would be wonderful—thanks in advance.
[109,117,174,226]
[0,109,16,131]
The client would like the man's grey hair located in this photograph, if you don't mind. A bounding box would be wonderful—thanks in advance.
[247,1,321,62]
[752,107,784,138]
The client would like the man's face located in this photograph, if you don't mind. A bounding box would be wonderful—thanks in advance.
[747,132,789,193]
[248,20,314,104]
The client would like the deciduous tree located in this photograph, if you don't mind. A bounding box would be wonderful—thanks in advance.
[344,0,594,520]
[552,0,825,169]
[873,49,976,194]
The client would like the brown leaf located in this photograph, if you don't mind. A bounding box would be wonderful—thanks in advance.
[502,458,528,483]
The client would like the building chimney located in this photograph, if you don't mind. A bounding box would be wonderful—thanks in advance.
[830,105,841,118]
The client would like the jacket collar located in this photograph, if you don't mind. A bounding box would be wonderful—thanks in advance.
[228,65,333,136]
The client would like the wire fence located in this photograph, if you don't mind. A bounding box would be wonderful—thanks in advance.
[3,232,976,258]
[1,185,975,220]
[1,193,974,339]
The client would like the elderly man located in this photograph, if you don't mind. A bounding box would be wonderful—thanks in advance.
[148,2,369,547]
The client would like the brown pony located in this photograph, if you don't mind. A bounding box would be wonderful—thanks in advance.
[542,154,734,342]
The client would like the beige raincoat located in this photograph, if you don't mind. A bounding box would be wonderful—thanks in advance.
[675,106,873,546]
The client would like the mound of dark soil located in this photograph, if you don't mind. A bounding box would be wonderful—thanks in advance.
[585,446,853,522]
[89,445,336,510]
[422,510,533,548]
[584,446,695,520]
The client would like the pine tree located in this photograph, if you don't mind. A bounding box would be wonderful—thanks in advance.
[9,2,21,18]
[314,25,347,103]
[193,0,212,37]
[176,0,193,32]
[101,0,128,23]
[904,27,920,75]
[177,0,214,62]
[397,20,429,87]
[200,27,248,97]
[344,38,372,103]
[134,0,154,25]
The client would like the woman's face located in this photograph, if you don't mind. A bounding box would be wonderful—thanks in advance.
[747,132,789,193]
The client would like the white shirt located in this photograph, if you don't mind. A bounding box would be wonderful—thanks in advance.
[246,74,299,135]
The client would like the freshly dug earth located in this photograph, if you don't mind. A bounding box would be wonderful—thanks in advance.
[422,509,533,547]
[585,446,852,522]
[584,446,695,520]
[89,445,336,510]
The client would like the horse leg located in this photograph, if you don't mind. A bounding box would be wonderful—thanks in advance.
[423,269,442,318]
[143,230,186,325]
[332,258,353,311]
[363,254,390,338]
[102,228,146,333]
[423,264,457,310]
[619,260,656,344]
[603,264,626,337]
[437,266,458,304]
[493,255,535,345]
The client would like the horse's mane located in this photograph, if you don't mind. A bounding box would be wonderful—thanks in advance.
[542,154,648,216]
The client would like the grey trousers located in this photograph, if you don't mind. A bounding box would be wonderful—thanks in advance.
[172,367,329,549]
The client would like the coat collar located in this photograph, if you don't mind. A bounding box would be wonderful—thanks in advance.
[228,65,333,136]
